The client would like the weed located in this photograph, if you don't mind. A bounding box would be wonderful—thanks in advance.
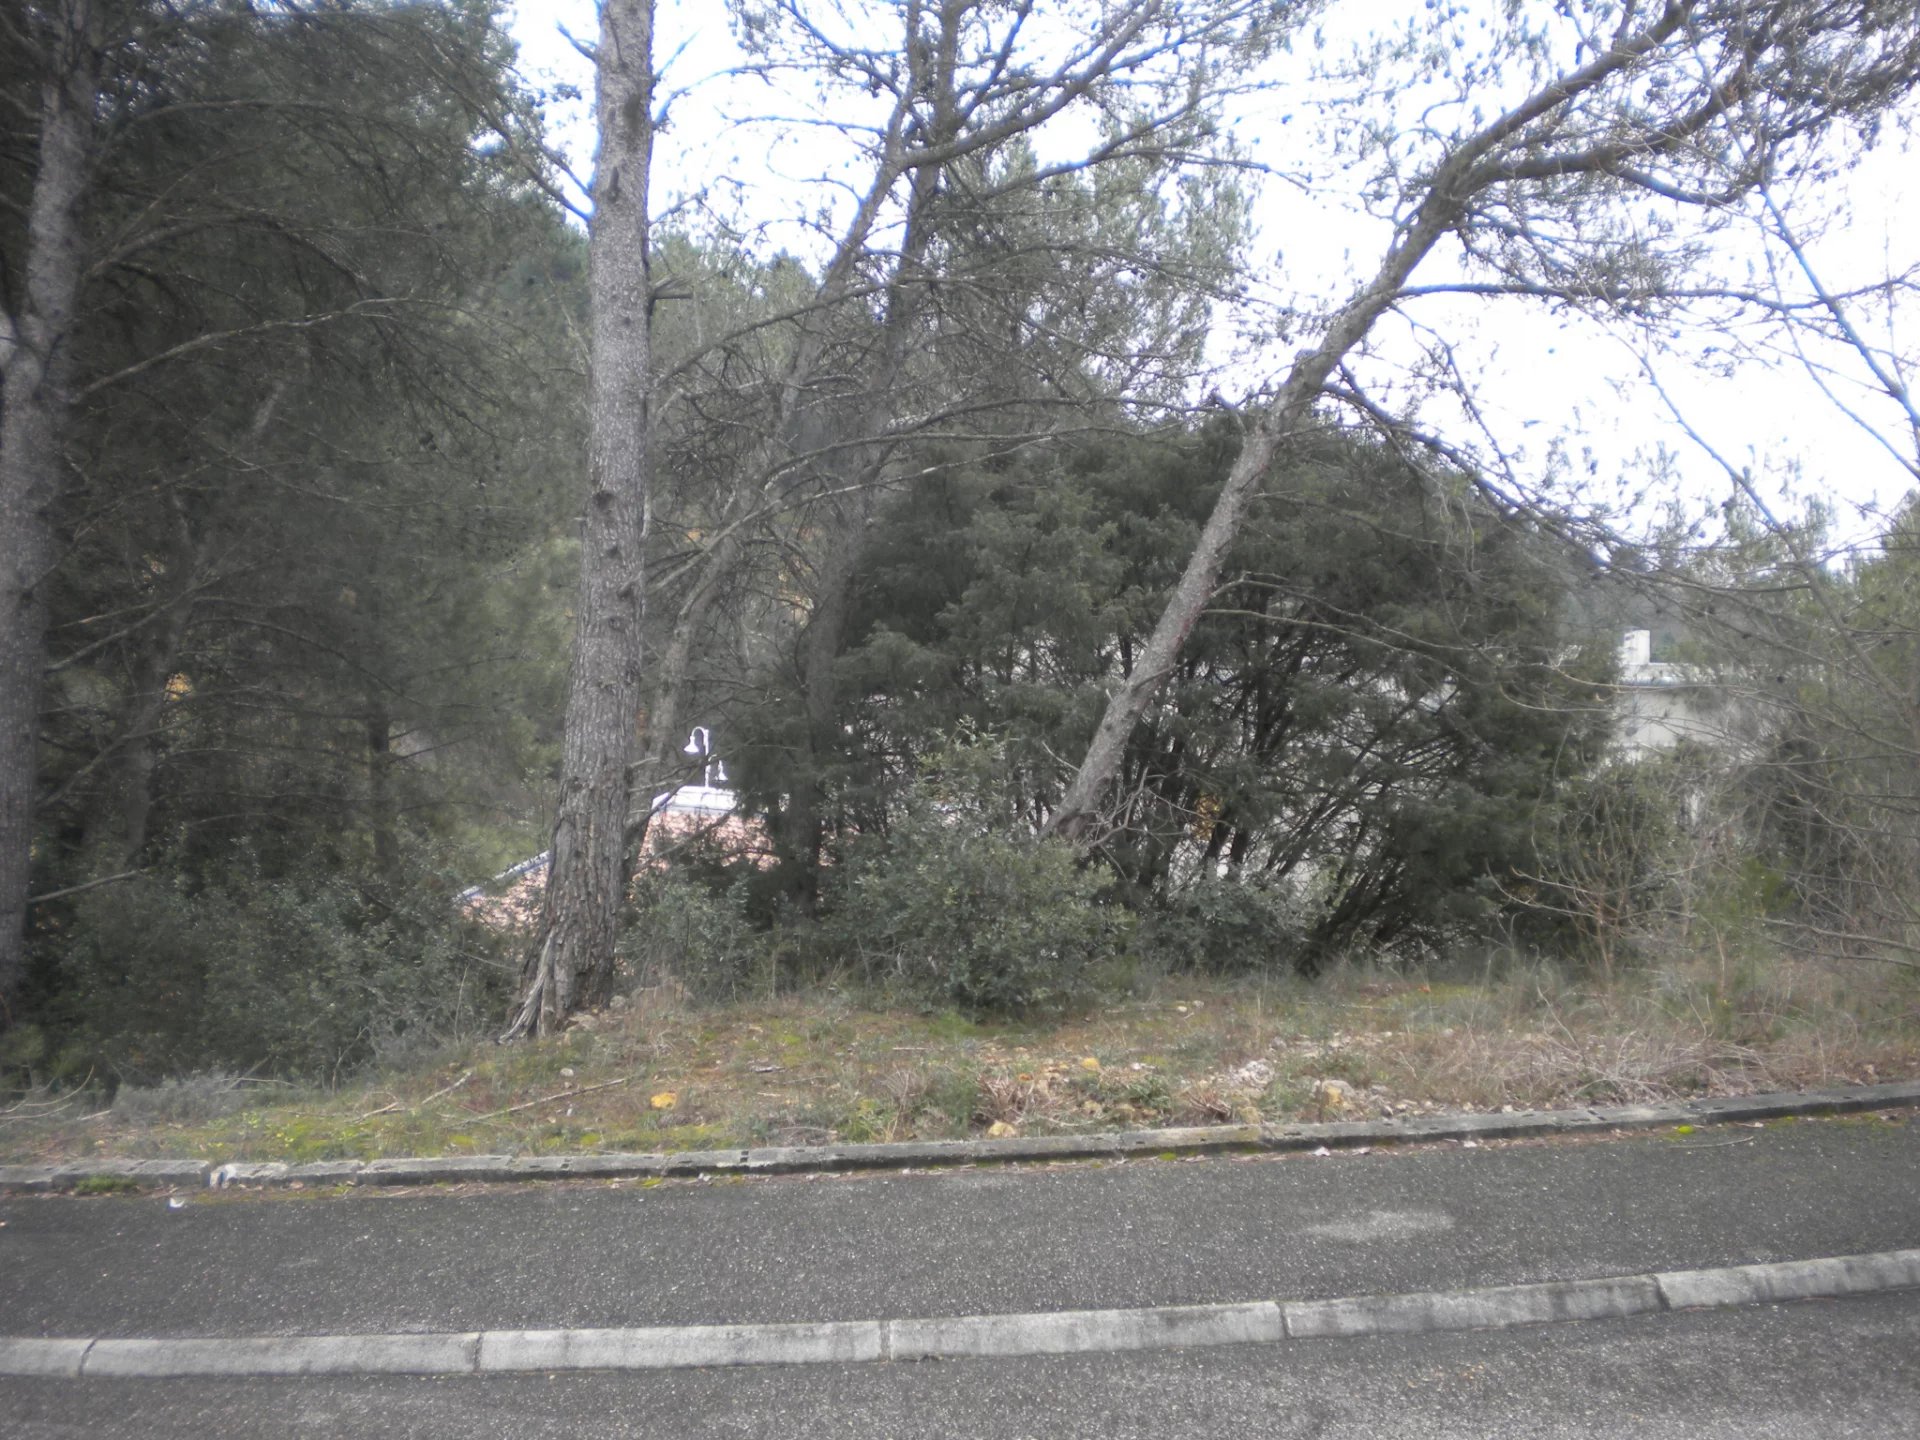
[71,1175,139,1195]
[112,1073,275,1126]
[1104,1068,1174,1114]
[925,1011,981,1043]
[1175,1081,1239,1125]
[839,1097,896,1144]
[914,1065,983,1137]
[5,947,1914,1169]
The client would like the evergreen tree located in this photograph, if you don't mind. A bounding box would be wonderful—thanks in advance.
[735,423,1614,962]
[4,0,578,1026]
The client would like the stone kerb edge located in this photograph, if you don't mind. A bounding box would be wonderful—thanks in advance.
[1281,1275,1666,1339]
[7,1251,1920,1379]
[3,1079,1917,1194]
[1656,1249,1920,1310]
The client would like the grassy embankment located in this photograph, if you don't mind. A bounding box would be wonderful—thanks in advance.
[3,950,1916,1167]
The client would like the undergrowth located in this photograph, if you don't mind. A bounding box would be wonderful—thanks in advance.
[3,945,1914,1166]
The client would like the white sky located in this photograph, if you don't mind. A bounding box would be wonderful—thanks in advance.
[506,0,1920,552]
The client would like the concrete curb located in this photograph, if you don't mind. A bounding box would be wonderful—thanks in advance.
[2,1079,1916,1196]
[0,1339,92,1379]
[1283,1274,1666,1338]
[1656,1250,1920,1310]
[889,1301,1285,1360]
[4,1249,1917,1379]
[80,1333,482,1378]
[476,1321,885,1372]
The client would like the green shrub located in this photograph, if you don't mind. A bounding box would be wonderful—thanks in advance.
[0,1023,47,1074]
[1513,755,1696,973]
[1138,877,1305,975]
[48,853,515,1084]
[618,870,766,1000]
[831,800,1132,1015]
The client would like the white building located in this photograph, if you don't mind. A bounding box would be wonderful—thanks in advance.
[1611,628,1763,758]
[1615,629,1708,755]
[459,727,767,930]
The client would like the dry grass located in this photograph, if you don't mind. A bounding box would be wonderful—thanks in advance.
[3,947,1916,1167]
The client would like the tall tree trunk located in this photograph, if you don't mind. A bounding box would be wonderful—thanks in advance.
[0,11,95,1013]
[504,0,654,1040]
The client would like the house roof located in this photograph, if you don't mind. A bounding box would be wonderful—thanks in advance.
[460,771,770,932]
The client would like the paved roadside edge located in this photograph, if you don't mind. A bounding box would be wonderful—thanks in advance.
[3,1250,1917,1379]
[1,1079,1915,1195]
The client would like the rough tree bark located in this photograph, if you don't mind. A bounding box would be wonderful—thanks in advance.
[503,0,656,1040]
[0,4,96,1014]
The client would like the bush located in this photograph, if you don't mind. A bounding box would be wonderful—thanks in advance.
[618,869,766,1000]
[831,800,1132,1014]
[1514,755,1699,974]
[44,853,515,1084]
[110,1072,274,1124]
[1138,877,1305,975]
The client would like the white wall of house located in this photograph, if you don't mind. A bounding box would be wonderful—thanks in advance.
[1612,629,1749,757]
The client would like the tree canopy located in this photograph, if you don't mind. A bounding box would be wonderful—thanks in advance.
[5,0,1920,1067]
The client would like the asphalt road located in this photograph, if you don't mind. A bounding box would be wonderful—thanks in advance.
[3,1113,1918,1434]
[4,1114,1918,1336]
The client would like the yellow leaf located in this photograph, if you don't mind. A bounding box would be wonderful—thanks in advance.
[650,1091,678,1110]
[1080,1056,1102,1073]
[986,1121,1017,1139]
